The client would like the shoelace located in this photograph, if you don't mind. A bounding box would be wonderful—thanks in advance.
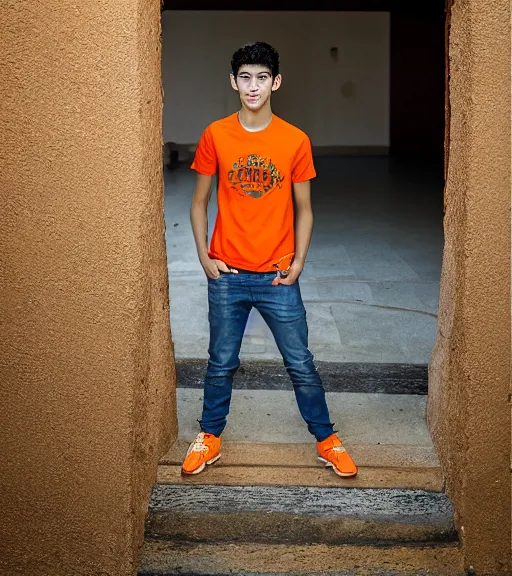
[330,445,346,454]
[188,433,209,454]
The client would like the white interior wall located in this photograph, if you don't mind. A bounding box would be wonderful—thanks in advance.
[161,11,390,147]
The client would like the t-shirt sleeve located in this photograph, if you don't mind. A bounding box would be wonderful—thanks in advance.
[291,136,316,183]
[191,126,218,175]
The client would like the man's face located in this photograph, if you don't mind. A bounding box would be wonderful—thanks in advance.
[230,64,281,111]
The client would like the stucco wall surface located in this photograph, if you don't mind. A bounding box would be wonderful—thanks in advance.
[0,1,176,575]
[427,0,511,573]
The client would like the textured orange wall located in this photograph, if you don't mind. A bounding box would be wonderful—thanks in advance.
[0,1,176,575]
[428,0,511,573]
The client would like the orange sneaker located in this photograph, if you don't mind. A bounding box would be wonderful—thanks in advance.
[181,432,221,475]
[317,434,358,478]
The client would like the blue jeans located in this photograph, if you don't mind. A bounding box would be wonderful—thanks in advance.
[200,272,335,442]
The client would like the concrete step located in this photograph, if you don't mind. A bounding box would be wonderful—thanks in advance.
[158,441,442,490]
[145,483,456,546]
[176,360,429,394]
[143,442,457,575]
[177,390,431,446]
[139,541,463,576]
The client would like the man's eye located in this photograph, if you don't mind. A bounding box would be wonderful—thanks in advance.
[258,76,269,81]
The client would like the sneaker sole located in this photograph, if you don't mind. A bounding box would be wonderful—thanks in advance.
[318,456,358,478]
[181,454,221,476]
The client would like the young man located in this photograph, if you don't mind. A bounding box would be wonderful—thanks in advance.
[182,42,357,478]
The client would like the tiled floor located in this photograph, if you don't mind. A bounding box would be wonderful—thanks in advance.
[164,156,444,364]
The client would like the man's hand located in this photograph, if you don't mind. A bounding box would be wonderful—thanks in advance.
[200,256,238,279]
[272,180,313,286]
[272,261,303,286]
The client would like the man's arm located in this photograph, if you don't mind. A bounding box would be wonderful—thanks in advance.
[190,174,233,279]
[273,180,313,286]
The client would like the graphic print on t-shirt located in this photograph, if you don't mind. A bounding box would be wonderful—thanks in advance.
[227,154,284,199]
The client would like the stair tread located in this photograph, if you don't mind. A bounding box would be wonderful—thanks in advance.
[176,390,431,446]
[158,442,442,491]
[161,441,440,468]
[139,540,463,576]
[157,463,442,490]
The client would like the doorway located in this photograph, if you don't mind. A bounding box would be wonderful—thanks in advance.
[160,5,445,461]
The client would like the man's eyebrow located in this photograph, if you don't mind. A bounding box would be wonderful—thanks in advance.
[238,71,271,75]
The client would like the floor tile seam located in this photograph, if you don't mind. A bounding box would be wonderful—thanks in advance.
[303,299,438,318]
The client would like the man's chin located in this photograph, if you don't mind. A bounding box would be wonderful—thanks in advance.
[243,98,266,111]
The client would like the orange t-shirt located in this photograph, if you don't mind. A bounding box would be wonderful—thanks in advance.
[191,113,316,272]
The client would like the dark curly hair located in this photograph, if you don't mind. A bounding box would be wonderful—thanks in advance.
[231,42,280,78]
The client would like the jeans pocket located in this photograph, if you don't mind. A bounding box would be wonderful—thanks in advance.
[207,274,230,291]
[208,274,225,282]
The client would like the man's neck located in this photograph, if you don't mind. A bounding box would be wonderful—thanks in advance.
[238,105,273,132]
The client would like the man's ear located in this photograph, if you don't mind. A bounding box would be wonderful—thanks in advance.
[272,74,282,92]
[230,73,239,91]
